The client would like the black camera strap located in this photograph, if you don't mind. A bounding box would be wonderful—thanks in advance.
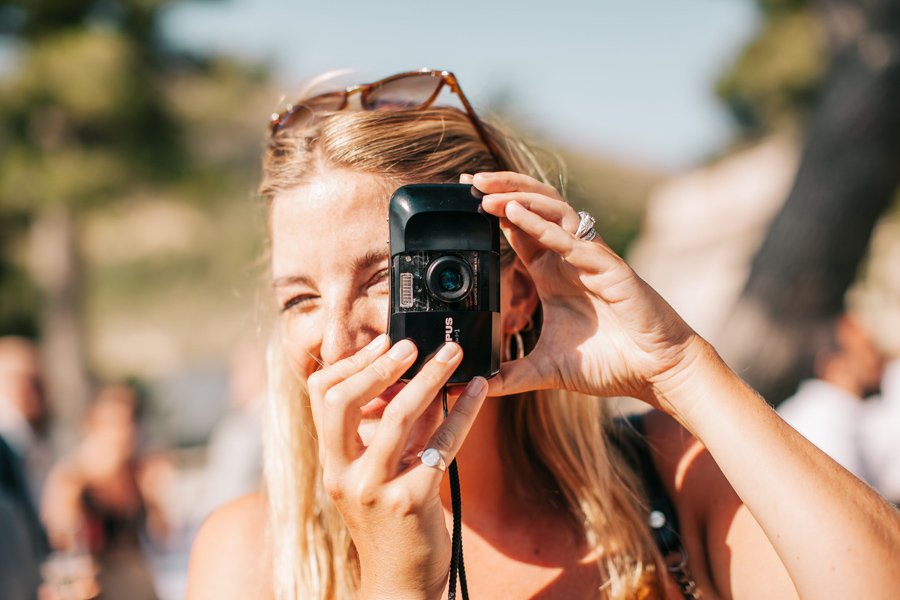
[442,386,469,600]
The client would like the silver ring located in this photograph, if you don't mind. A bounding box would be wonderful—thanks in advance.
[418,448,447,472]
[575,210,598,241]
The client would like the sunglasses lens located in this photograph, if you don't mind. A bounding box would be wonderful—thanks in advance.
[273,92,347,132]
[364,73,443,110]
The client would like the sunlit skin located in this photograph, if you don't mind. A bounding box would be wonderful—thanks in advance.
[187,167,900,600]
[270,169,609,596]
[270,169,527,513]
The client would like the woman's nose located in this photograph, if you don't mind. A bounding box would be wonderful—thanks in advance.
[319,300,384,366]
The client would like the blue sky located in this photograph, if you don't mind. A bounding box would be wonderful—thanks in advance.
[162,0,760,170]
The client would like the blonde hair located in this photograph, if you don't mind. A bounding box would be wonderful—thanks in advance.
[260,103,666,598]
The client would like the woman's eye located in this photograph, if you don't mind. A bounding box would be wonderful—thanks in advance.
[367,269,390,291]
[281,295,317,312]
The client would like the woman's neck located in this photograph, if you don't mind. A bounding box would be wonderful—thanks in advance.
[439,396,538,529]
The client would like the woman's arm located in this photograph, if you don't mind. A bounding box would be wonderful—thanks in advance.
[472,170,900,598]
[657,339,900,599]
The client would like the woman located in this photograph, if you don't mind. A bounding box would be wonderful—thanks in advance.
[187,70,900,599]
[42,383,158,600]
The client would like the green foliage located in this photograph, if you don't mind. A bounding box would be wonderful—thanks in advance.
[0,0,269,369]
[717,1,827,133]
[0,211,38,337]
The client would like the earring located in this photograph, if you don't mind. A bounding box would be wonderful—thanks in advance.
[521,314,534,333]
[504,330,525,362]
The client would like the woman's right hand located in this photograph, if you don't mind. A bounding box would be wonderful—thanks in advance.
[306,334,488,600]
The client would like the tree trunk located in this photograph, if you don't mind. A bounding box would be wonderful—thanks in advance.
[28,205,90,448]
[717,0,900,404]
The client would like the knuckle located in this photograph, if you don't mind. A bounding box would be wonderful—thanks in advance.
[429,427,458,453]
[420,362,452,387]
[322,388,347,411]
[349,349,370,370]
[351,479,380,509]
[380,403,412,429]
[383,487,416,517]
[322,470,345,502]
[306,370,326,396]
[369,358,395,383]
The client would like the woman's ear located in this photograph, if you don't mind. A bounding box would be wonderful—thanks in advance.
[505,257,539,334]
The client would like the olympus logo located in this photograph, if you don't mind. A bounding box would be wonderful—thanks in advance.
[445,317,454,342]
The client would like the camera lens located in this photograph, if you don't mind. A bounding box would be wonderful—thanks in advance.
[439,268,463,292]
[426,255,473,302]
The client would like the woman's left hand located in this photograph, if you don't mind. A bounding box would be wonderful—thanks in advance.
[469,171,708,415]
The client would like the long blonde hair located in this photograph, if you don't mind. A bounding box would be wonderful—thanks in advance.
[260,103,666,598]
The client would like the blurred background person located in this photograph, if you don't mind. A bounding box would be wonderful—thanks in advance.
[41,383,158,600]
[132,339,266,599]
[197,338,265,516]
[861,354,900,505]
[778,315,885,479]
[0,336,54,503]
[1,422,49,600]
[0,336,51,599]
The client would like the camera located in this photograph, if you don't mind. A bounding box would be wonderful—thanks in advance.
[388,184,501,383]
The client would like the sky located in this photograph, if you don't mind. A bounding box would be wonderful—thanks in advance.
[164,0,760,171]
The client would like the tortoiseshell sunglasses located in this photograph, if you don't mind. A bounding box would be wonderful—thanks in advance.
[268,68,502,164]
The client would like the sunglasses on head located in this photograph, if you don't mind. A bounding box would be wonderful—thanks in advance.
[269,68,502,164]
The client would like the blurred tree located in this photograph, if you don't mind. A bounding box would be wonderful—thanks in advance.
[0,0,267,438]
[715,0,900,403]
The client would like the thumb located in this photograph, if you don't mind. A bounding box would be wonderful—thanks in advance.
[486,355,547,397]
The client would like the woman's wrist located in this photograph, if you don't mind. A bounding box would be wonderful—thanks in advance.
[644,335,755,435]
[359,580,443,600]
[358,560,447,600]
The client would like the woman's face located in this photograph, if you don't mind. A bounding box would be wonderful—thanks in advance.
[272,168,393,382]
[271,167,527,444]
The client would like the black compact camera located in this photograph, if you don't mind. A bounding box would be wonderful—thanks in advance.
[387,184,501,383]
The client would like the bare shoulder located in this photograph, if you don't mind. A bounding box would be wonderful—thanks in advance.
[187,492,273,600]
[641,410,796,599]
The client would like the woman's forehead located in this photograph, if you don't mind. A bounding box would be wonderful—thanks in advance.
[270,170,391,279]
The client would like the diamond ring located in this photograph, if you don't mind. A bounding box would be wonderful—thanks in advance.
[575,210,598,242]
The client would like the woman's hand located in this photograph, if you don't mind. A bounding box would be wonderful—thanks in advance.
[469,171,707,416]
[306,334,488,600]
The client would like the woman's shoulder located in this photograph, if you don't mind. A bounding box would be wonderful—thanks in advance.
[186,491,273,599]
[640,410,795,598]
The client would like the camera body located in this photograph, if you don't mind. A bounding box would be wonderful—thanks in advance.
[388,184,501,383]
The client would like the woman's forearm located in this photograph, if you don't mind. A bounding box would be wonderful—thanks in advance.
[656,339,900,598]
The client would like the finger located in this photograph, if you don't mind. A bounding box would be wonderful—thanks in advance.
[504,201,618,274]
[486,356,551,397]
[472,171,562,199]
[365,342,464,478]
[320,338,419,467]
[482,191,580,233]
[404,376,489,486]
[459,173,474,184]
[307,334,390,400]
[307,334,390,456]
[400,393,445,464]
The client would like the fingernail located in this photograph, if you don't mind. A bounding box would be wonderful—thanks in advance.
[364,334,388,353]
[475,172,495,180]
[434,342,461,363]
[464,377,487,396]
[387,339,415,361]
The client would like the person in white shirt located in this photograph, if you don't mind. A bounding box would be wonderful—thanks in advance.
[860,358,900,503]
[779,316,888,487]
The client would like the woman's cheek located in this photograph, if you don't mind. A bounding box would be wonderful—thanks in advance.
[282,315,319,381]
